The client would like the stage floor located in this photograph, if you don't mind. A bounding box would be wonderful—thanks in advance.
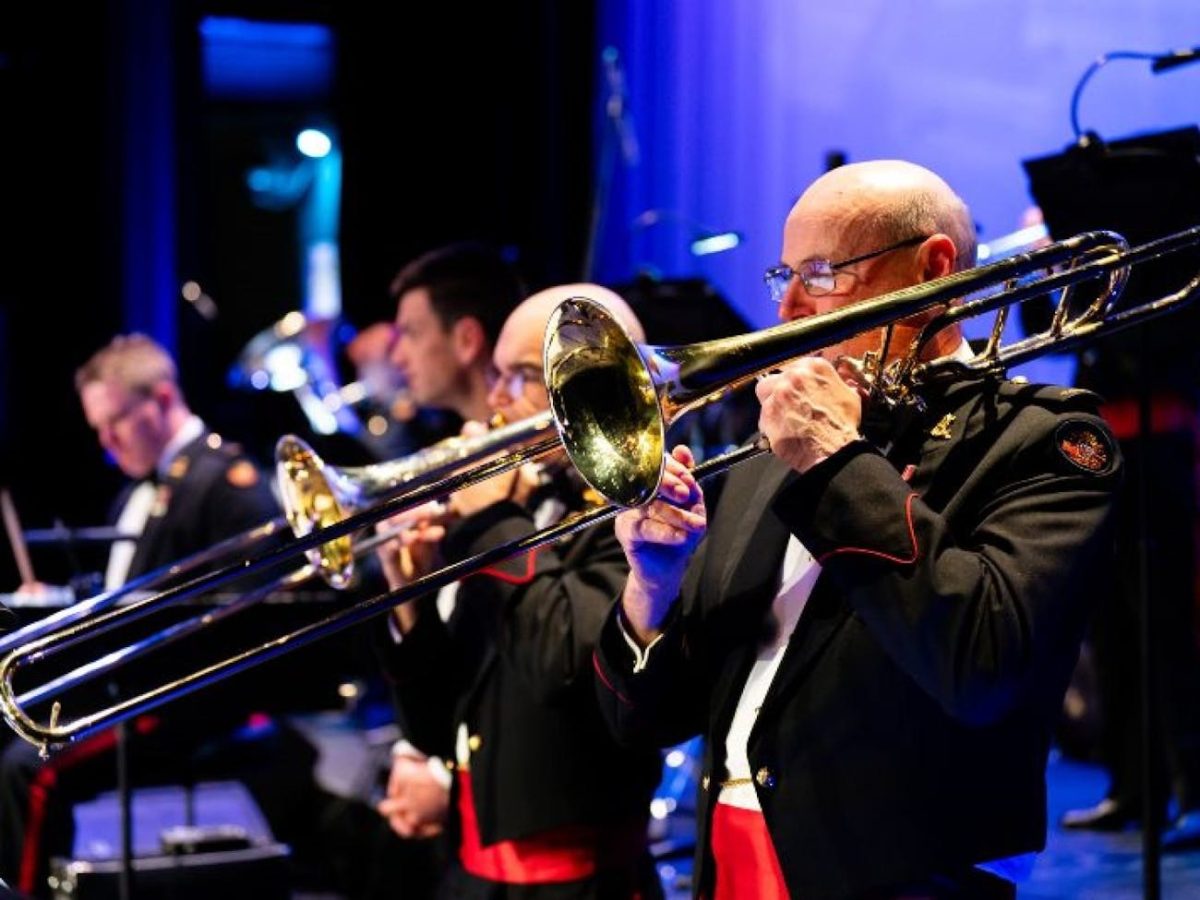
[1020,751,1200,899]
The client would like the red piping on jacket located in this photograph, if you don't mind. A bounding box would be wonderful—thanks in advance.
[815,492,920,566]
[478,548,540,584]
[592,650,634,707]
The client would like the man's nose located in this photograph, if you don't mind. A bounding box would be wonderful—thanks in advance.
[778,280,816,323]
[486,380,511,415]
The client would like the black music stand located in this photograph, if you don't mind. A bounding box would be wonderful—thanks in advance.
[1024,126,1200,900]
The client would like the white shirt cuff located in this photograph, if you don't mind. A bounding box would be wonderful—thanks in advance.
[616,607,665,673]
[391,739,453,790]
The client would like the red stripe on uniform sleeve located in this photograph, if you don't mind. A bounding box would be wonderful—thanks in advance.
[815,492,920,566]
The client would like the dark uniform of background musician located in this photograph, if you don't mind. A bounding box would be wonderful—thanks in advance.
[0,335,348,897]
[374,285,664,899]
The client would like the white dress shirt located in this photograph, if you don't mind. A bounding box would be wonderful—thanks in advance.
[103,416,205,590]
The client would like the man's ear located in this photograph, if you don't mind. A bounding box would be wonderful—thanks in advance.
[918,234,957,282]
[451,316,488,366]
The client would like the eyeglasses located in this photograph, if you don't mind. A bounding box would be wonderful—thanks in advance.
[763,234,931,303]
[487,363,544,398]
[96,392,153,434]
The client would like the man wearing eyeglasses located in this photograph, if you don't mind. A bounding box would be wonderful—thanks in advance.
[0,333,311,896]
[374,285,666,899]
[593,160,1123,898]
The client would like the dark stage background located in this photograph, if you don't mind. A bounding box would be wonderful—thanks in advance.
[0,1,597,590]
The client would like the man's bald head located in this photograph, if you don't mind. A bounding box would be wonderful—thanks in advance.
[487,284,644,423]
[777,160,975,364]
[792,160,976,271]
[501,283,646,351]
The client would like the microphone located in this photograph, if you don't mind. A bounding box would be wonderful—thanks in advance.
[1150,46,1200,73]
[601,46,640,167]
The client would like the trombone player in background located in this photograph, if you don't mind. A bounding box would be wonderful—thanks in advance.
[387,241,526,429]
[374,285,665,899]
[593,160,1124,899]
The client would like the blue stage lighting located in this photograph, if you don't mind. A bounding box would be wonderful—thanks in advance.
[296,129,333,159]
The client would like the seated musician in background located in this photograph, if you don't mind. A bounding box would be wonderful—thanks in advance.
[592,160,1124,898]
[302,241,532,900]
[374,285,665,899]
[0,334,332,896]
[340,241,525,473]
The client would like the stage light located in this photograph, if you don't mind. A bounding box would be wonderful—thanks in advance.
[296,128,332,159]
[690,231,741,256]
[632,208,743,258]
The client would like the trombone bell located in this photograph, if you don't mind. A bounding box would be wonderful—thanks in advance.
[274,411,562,588]
[545,298,665,509]
[275,436,356,589]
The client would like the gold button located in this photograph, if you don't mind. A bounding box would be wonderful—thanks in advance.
[755,766,776,789]
[444,760,456,771]
[467,734,483,752]
[701,775,710,791]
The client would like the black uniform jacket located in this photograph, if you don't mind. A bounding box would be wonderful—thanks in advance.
[109,432,284,719]
[594,377,1123,899]
[378,476,663,850]
[126,432,278,581]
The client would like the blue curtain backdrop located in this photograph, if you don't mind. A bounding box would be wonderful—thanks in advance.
[594,1,1200,381]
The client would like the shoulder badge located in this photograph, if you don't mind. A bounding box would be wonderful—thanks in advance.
[226,460,260,489]
[167,456,190,480]
[1055,420,1115,474]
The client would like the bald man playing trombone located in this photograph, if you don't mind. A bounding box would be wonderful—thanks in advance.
[374,285,664,899]
[592,160,1124,899]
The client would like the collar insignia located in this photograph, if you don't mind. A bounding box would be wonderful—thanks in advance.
[929,413,956,440]
[226,460,260,489]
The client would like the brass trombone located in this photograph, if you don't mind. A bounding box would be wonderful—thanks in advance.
[0,413,560,755]
[276,410,557,589]
[3,226,1199,755]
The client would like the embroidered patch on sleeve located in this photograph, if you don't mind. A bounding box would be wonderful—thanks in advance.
[1055,421,1115,474]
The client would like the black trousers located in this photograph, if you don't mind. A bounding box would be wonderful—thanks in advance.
[865,867,1017,899]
